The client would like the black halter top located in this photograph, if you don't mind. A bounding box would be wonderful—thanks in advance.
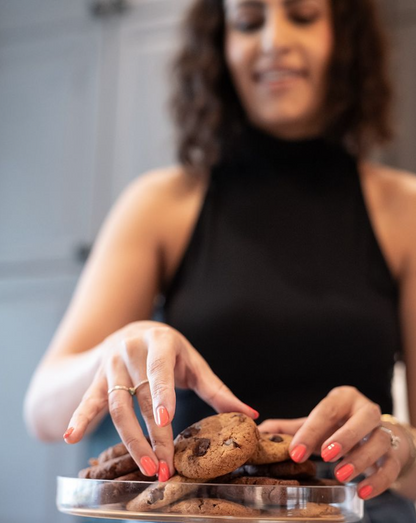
[162,125,401,432]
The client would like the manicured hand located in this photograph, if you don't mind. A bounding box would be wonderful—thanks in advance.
[259,387,409,500]
[62,321,259,481]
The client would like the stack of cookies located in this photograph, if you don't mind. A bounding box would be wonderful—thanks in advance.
[78,412,344,520]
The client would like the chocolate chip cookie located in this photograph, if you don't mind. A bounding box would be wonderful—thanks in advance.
[269,501,343,520]
[79,453,155,481]
[244,459,316,479]
[174,412,259,479]
[95,442,128,464]
[166,497,261,516]
[299,478,346,504]
[217,476,300,506]
[126,475,204,512]
[248,432,293,464]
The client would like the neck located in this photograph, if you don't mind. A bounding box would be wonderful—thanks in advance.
[248,118,325,142]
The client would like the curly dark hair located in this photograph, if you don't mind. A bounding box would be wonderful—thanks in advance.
[170,0,393,171]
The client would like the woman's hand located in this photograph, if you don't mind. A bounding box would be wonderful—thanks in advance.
[62,320,258,481]
[259,386,410,500]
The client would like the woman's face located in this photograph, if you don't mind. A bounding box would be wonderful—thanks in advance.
[224,0,334,139]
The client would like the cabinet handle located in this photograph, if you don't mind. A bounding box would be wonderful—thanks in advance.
[89,0,129,18]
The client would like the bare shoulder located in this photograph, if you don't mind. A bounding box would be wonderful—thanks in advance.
[361,161,416,273]
[107,165,207,239]
[121,165,206,213]
[108,165,208,285]
[361,162,416,224]
[361,161,416,200]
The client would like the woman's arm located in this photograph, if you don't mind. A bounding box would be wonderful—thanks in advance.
[24,169,171,441]
[390,168,416,498]
[24,166,258,479]
[258,165,416,500]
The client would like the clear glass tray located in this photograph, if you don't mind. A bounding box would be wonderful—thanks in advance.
[57,476,363,522]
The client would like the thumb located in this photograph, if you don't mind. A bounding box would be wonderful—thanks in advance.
[258,418,307,435]
[194,367,259,421]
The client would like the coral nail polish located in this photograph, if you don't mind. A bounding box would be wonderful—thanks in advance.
[156,406,170,427]
[335,463,355,482]
[290,444,307,463]
[140,456,158,477]
[158,461,170,482]
[359,485,373,499]
[322,442,342,462]
[63,427,74,440]
[247,407,260,419]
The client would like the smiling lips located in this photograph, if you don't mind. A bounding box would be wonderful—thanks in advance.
[254,67,307,88]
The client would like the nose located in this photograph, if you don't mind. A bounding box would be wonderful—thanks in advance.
[261,9,293,55]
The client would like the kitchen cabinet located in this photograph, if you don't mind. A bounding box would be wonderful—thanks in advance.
[0,28,100,270]
[0,1,190,522]
[0,0,88,31]
[0,275,86,522]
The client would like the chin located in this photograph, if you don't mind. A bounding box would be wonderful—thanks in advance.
[248,104,320,138]
[252,117,316,139]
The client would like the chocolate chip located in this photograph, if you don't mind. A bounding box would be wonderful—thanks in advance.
[269,435,284,443]
[193,438,211,457]
[148,487,165,504]
[181,426,199,439]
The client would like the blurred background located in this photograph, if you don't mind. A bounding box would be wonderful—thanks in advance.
[0,1,415,522]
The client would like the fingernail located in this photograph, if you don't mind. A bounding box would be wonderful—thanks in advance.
[290,444,307,463]
[335,463,355,482]
[359,485,373,499]
[322,442,342,462]
[156,406,170,427]
[247,406,260,420]
[158,460,170,482]
[140,456,158,477]
[63,427,74,440]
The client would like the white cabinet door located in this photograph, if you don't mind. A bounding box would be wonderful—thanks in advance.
[0,275,85,523]
[0,5,103,522]
[110,0,192,199]
[0,0,89,31]
[0,26,101,270]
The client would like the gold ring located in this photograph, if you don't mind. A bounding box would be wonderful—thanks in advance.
[107,385,136,396]
[378,425,401,450]
[131,379,150,395]
[107,379,149,397]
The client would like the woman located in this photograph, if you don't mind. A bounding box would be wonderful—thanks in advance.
[24,0,416,519]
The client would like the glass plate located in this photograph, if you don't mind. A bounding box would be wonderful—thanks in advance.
[57,476,363,522]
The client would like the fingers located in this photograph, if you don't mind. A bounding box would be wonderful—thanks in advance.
[189,352,260,420]
[288,386,400,499]
[145,327,259,421]
[64,377,108,444]
[123,328,258,479]
[200,377,260,419]
[122,336,175,479]
[333,426,393,483]
[142,327,177,426]
[258,418,307,435]
[65,322,259,484]
[107,359,158,478]
[289,387,381,463]
[134,381,175,479]
[320,402,382,463]
[356,453,401,500]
